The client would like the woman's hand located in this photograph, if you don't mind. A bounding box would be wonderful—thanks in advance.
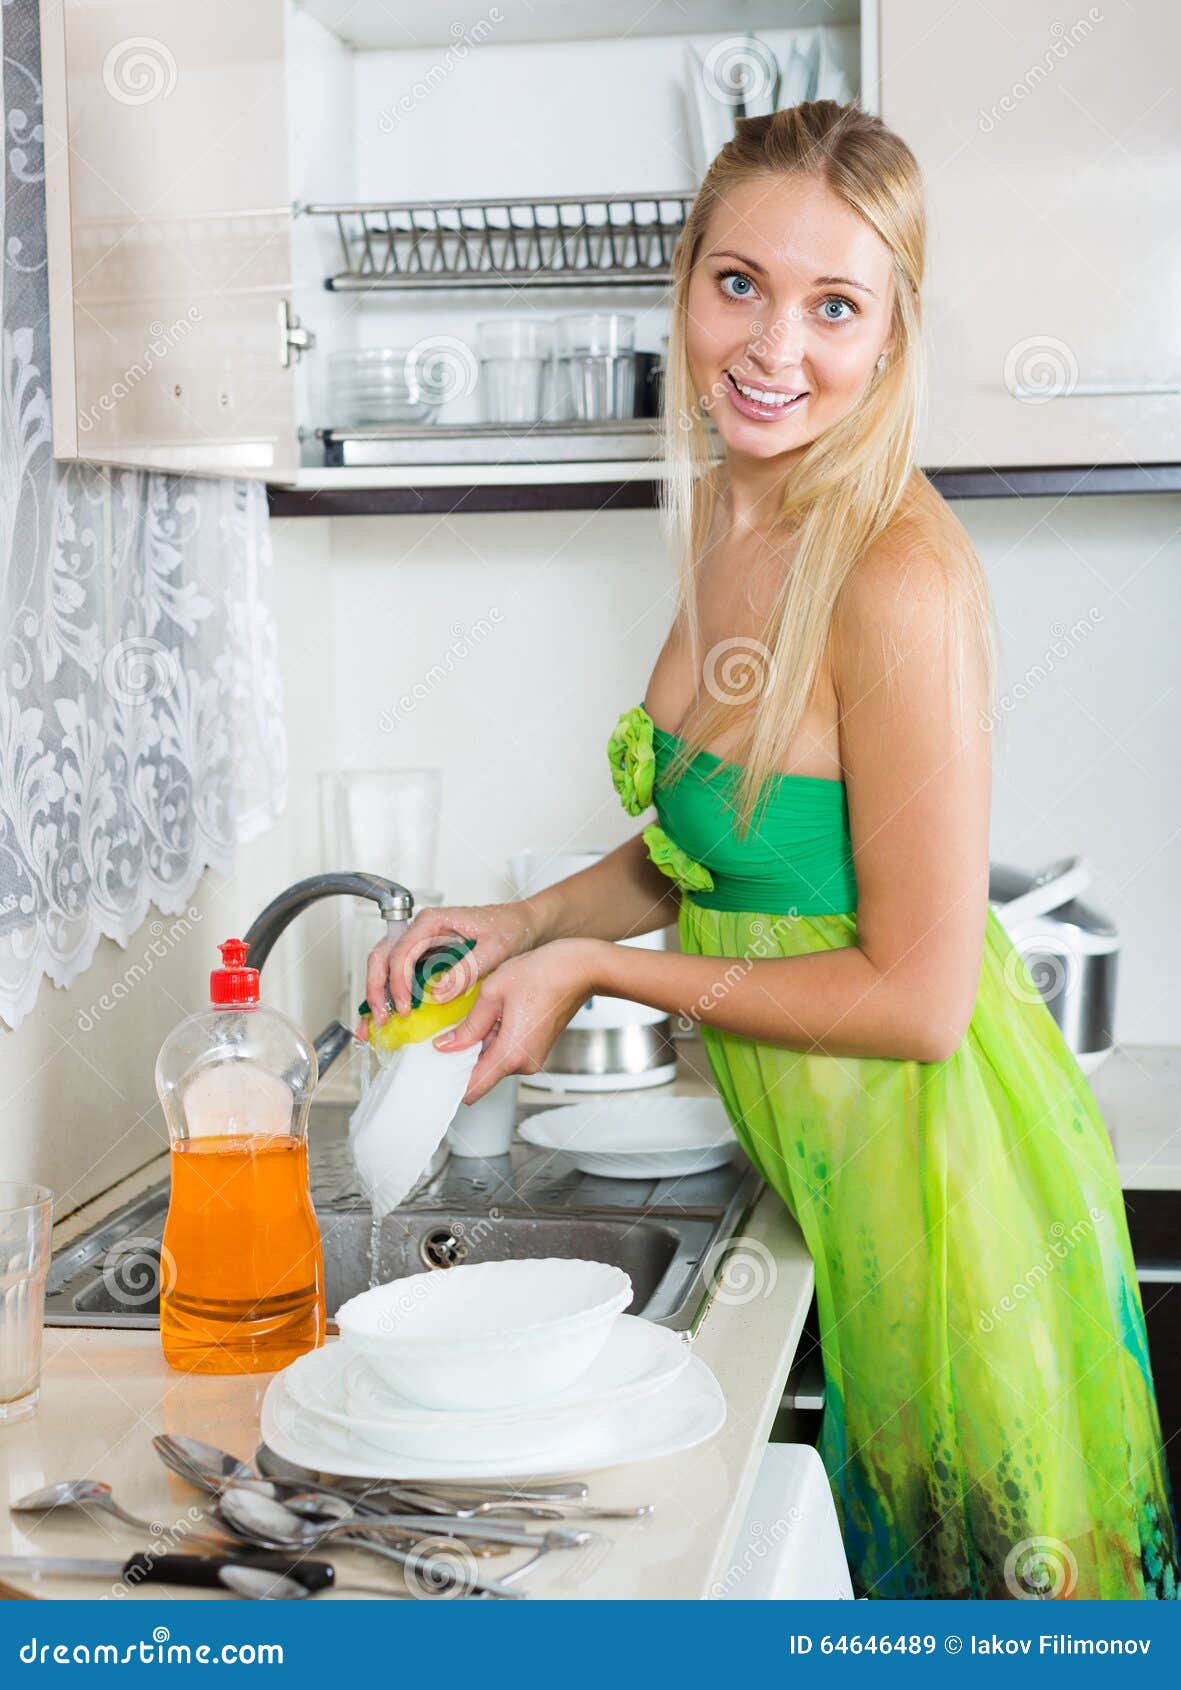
[432,938,604,1105]
[364,901,541,1024]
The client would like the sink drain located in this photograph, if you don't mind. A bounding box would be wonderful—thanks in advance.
[418,1227,468,1269]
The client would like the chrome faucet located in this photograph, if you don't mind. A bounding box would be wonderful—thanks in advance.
[243,872,414,1080]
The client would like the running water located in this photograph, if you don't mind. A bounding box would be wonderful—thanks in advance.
[368,1212,383,1291]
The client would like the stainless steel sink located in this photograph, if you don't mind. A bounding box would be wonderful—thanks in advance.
[45,1098,761,1334]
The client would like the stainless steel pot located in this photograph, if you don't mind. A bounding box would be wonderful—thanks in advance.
[989,856,1119,1073]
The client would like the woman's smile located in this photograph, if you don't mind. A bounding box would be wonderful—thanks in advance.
[724,368,810,421]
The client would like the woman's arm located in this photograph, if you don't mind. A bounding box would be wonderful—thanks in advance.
[523,832,682,945]
[439,532,994,1099]
[587,536,992,1063]
[370,832,679,1022]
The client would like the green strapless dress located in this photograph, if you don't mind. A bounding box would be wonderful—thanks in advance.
[607,702,1180,1600]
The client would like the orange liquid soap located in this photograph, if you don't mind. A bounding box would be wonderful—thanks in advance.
[160,1132,324,1374]
[155,938,324,1375]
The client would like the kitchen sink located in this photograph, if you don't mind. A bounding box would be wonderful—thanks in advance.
[44,1098,762,1334]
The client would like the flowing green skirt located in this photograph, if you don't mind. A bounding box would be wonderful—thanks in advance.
[679,898,1180,1600]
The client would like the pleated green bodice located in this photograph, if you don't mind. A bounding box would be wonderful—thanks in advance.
[648,711,858,916]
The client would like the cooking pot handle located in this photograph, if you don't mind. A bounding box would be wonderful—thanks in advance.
[991,854,1091,928]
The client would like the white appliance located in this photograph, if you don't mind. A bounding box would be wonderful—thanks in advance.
[509,848,677,1091]
[715,1442,854,1600]
[989,855,1119,1075]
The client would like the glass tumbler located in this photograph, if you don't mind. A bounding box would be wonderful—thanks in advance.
[335,768,444,1021]
[554,313,636,421]
[0,1182,53,1423]
[476,319,554,424]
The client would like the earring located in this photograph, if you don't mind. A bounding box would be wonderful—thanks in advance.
[875,353,887,372]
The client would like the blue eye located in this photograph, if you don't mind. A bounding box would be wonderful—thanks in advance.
[717,268,756,300]
[821,296,857,322]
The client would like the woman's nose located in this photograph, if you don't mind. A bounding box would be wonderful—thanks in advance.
[747,304,807,374]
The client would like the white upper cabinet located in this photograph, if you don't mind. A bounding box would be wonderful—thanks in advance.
[40,0,870,486]
[50,2,1178,484]
[881,0,1181,468]
[41,0,299,478]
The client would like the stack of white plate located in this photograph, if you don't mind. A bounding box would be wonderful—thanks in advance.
[261,1257,725,1480]
[518,1096,739,1178]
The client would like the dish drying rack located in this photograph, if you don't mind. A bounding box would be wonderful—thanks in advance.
[304,191,694,291]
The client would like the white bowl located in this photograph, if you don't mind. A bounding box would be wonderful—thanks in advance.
[334,1257,633,1411]
[280,1315,688,1463]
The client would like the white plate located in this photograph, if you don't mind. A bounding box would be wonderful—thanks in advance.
[279,1317,691,1463]
[519,1096,738,1178]
[348,1041,479,1219]
[260,1353,725,1481]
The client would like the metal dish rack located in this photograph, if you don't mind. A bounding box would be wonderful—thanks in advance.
[305,191,693,291]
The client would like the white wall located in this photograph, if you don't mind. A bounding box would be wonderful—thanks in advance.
[2,490,1178,1214]
[284,492,1181,1043]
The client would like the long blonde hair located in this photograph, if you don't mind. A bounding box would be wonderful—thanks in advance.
[658,99,996,837]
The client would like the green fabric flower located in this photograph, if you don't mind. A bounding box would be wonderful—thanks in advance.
[642,824,714,894]
[607,705,656,816]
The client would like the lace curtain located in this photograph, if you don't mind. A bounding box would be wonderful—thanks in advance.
[0,0,287,1029]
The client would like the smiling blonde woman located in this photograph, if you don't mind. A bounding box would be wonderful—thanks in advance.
[372,101,1180,1601]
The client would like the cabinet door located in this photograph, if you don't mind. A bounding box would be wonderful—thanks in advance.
[880,0,1181,468]
[41,0,297,478]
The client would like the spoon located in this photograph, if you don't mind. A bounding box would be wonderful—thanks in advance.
[157,1435,494,1528]
[11,1480,237,1552]
[218,1565,410,1601]
[154,1435,286,1500]
[218,1486,593,1554]
[154,1435,357,1517]
[152,1437,500,1554]
[215,1490,528,1598]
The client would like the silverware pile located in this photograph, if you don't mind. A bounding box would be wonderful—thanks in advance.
[3,1434,655,1599]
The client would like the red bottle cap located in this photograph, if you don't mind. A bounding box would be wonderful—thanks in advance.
[210,938,260,1005]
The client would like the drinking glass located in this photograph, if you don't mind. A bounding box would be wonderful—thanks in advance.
[0,1183,53,1423]
[554,313,636,421]
[476,319,554,424]
[335,768,444,1022]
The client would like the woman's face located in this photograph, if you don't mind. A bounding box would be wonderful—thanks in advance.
[684,173,897,461]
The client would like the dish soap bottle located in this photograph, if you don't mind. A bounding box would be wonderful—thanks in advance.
[155,939,325,1374]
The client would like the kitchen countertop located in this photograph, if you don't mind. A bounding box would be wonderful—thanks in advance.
[11,1032,1174,1601]
[1086,1044,1181,1191]
[0,1182,813,1602]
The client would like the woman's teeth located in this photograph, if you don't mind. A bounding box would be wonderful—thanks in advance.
[728,371,806,407]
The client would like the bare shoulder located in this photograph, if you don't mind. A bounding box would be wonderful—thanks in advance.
[832,474,981,652]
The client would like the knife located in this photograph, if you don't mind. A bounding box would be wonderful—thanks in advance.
[0,1551,336,1591]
